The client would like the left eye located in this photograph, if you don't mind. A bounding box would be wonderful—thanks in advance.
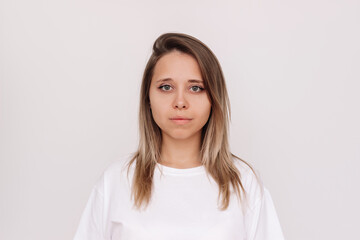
[190,86,203,92]
[159,85,172,91]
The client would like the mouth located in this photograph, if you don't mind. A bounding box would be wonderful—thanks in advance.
[169,117,192,124]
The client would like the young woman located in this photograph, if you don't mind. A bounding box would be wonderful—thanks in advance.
[74,33,285,240]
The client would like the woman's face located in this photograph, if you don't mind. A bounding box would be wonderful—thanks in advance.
[149,50,211,141]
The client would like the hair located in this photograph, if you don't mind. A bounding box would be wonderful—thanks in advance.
[126,32,256,211]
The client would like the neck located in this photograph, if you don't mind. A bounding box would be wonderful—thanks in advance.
[159,132,202,169]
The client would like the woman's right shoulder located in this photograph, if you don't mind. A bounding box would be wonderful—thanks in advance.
[103,153,135,175]
[96,153,136,191]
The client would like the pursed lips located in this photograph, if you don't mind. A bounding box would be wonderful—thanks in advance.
[170,117,192,120]
[169,116,192,124]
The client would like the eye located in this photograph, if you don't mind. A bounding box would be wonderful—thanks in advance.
[190,86,204,92]
[159,84,173,91]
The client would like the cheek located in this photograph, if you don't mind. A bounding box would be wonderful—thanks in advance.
[149,90,162,120]
[150,100,168,127]
[194,99,211,123]
[201,106,212,122]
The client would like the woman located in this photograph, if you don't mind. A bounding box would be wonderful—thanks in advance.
[74,33,285,240]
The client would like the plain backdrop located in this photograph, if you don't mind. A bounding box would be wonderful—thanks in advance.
[1,0,359,239]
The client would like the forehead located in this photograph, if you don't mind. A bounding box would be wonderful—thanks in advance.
[152,51,202,82]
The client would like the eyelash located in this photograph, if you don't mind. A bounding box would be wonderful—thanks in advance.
[158,84,205,93]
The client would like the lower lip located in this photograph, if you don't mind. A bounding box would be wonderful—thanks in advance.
[170,119,192,124]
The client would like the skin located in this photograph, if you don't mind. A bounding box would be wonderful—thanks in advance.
[149,50,211,169]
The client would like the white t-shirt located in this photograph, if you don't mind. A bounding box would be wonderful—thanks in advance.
[73,156,284,240]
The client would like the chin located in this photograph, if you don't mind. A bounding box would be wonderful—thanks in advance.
[172,135,192,140]
[167,133,191,140]
[164,129,201,141]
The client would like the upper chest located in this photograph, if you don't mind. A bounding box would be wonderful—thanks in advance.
[104,171,247,240]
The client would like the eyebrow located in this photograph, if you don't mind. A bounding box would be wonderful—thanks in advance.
[156,78,203,83]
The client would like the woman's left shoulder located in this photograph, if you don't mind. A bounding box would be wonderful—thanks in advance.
[232,156,261,183]
[232,156,265,206]
[232,157,285,239]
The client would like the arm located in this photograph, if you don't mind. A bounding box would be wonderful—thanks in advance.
[245,188,285,240]
[73,177,105,240]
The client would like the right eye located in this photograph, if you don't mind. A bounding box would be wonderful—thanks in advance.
[159,85,173,91]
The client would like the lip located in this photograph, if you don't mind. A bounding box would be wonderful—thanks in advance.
[169,116,192,124]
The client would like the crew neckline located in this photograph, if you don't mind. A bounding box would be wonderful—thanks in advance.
[156,162,206,175]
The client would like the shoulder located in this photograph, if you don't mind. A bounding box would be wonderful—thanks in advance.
[103,153,134,176]
[93,153,135,193]
[232,156,265,209]
[232,156,262,186]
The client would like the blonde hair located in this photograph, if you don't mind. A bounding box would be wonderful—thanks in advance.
[127,32,255,211]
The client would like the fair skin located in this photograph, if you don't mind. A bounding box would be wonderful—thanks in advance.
[149,50,212,169]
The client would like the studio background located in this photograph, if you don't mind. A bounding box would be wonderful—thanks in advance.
[1,0,359,239]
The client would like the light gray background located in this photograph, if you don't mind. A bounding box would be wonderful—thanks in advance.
[1,0,359,239]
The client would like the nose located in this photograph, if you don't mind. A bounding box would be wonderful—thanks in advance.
[173,89,188,110]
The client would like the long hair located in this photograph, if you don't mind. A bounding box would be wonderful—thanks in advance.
[127,32,255,211]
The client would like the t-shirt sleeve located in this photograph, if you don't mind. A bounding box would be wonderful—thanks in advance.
[245,187,285,240]
[73,176,105,240]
